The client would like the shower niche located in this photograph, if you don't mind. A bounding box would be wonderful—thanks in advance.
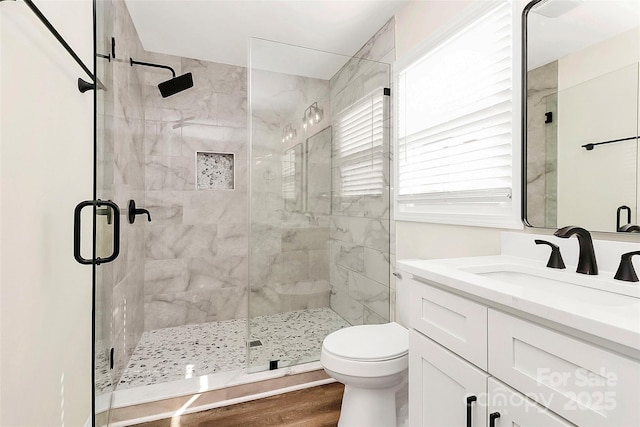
[196,151,235,190]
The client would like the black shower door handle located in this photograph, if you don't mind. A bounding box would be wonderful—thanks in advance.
[74,199,120,265]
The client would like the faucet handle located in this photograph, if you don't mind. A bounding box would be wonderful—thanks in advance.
[614,250,640,282]
[535,239,566,269]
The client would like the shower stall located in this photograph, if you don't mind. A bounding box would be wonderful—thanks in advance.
[93,0,393,423]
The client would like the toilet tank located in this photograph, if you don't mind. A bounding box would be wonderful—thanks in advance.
[395,269,411,327]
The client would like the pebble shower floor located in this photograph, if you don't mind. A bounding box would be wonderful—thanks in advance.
[114,307,350,390]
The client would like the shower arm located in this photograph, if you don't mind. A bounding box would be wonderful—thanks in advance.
[129,58,176,78]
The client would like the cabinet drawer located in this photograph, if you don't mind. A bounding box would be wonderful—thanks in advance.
[409,277,487,369]
[488,309,640,427]
[488,378,576,427]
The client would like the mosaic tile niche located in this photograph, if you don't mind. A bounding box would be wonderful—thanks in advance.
[196,152,235,190]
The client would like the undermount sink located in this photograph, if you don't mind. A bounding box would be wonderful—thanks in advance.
[460,263,640,299]
[479,269,577,288]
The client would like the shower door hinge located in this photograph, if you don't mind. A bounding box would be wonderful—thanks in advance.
[110,348,115,370]
[384,87,391,96]
[111,37,116,59]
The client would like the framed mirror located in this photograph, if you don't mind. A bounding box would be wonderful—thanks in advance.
[282,142,305,212]
[522,0,640,233]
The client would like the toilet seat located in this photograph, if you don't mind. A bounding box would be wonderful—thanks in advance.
[321,322,409,378]
[323,322,408,362]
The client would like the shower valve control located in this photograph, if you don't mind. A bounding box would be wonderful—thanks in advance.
[128,200,151,224]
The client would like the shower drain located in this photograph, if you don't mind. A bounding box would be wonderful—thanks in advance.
[248,340,262,348]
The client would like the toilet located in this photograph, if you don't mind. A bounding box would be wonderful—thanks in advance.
[321,276,409,427]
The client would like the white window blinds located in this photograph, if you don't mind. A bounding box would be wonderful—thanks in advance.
[335,91,385,197]
[396,1,520,227]
[282,149,296,201]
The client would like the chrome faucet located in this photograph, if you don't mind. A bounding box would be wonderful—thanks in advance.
[553,226,598,275]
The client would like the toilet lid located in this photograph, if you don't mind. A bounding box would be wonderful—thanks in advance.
[323,323,408,362]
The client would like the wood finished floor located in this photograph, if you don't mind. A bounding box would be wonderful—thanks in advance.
[132,382,345,427]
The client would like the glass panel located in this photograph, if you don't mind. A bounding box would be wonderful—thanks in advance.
[94,0,116,424]
[248,38,391,372]
[94,0,148,412]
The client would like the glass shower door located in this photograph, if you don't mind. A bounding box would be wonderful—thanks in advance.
[93,0,116,423]
[248,37,392,373]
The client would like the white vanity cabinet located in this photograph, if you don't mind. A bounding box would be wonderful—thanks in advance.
[406,273,640,427]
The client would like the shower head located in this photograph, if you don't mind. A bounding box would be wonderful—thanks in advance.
[130,58,193,98]
[158,72,193,98]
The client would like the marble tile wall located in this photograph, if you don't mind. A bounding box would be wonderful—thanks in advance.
[95,0,147,390]
[249,67,333,318]
[139,52,249,331]
[328,18,395,325]
[527,61,558,228]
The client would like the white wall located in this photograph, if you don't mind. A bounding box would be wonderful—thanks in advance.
[395,0,474,58]
[0,1,93,425]
[394,0,511,261]
[558,27,640,91]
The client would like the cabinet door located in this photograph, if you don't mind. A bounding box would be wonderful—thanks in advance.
[409,330,488,427]
[488,309,640,427]
[487,378,576,427]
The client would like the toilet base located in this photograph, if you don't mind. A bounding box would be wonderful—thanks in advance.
[338,384,398,427]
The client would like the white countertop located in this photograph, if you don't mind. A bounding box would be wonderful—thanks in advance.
[398,254,640,357]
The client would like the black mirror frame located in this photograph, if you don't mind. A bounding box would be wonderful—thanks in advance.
[521,0,546,229]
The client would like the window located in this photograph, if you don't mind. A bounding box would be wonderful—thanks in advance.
[395,1,521,228]
[334,91,385,197]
